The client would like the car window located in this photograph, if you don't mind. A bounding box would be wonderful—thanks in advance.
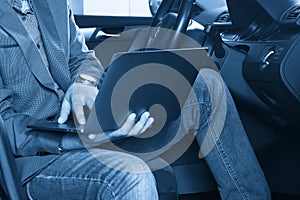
[69,0,152,17]
[149,0,162,15]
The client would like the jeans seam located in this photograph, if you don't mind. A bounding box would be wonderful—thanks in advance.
[30,174,116,198]
[208,122,249,200]
[182,101,209,117]
[26,183,34,200]
[182,100,207,108]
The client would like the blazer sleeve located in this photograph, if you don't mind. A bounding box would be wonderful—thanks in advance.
[0,79,63,156]
[67,5,105,85]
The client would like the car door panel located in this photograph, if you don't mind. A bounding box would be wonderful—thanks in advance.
[74,15,153,67]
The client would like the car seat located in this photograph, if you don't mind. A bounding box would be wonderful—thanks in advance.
[0,115,27,200]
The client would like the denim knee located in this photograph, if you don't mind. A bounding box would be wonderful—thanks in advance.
[90,149,159,199]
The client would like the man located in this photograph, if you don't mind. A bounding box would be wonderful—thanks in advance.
[0,0,271,199]
[0,0,158,199]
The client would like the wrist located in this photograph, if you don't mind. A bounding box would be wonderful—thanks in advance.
[76,74,98,88]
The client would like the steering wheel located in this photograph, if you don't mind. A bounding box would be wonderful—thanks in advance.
[133,0,196,50]
[151,0,226,58]
[129,0,196,51]
[151,0,195,33]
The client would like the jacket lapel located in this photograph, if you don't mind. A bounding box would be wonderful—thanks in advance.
[0,1,57,92]
[32,0,71,91]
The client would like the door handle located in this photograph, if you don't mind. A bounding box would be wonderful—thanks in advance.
[96,30,120,38]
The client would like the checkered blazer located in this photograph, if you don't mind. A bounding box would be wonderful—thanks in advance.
[0,0,104,183]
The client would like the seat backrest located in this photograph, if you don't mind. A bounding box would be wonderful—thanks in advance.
[0,115,27,200]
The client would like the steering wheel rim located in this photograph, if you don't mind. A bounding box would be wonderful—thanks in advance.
[151,0,195,33]
[151,0,175,27]
[129,0,196,50]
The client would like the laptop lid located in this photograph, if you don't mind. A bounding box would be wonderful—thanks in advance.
[87,47,212,133]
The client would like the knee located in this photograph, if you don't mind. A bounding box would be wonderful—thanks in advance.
[115,152,158,187]
[130,169,158,199]
[112,154,159,199]
[91,149,158,199]
[188,68,226,108]
[198,68,227,100]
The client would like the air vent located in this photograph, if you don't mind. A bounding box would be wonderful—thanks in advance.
[215,12,231,23]
[285,6,300,21]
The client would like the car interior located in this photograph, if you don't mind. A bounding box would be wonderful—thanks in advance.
[1,0,299,199]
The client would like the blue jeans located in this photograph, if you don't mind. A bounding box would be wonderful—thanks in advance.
[190,69,271,199]
[26,149,158,200]
[113,69,271,199]
[26,69,271,199]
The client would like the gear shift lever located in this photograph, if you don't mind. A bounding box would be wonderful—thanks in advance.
[204,24,225,59]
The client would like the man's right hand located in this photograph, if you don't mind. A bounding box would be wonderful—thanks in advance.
[58,82,99,125]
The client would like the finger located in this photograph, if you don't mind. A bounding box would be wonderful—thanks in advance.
[140,111,150,120]
[72,100,86,125]
[86,97,95,111]
[129,112,150,136]
[58,98,71,124]
[85,88,98,109]
[120,113,136,133]
[139,117,155,134]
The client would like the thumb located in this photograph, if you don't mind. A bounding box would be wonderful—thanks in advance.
[58,98,71,124]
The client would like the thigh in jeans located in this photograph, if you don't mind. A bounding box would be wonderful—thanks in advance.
[26,149,158,200]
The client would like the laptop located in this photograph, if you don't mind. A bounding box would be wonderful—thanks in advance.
[28,47,214,134]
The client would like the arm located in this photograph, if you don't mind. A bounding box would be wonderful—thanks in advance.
[58,5,105,125]
[67,5,104,84]
[57,5,155,149]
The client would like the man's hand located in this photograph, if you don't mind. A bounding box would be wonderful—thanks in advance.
[58,82,98,125]
[88,112,155,141]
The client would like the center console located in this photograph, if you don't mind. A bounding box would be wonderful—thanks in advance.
[213,0,300,125]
